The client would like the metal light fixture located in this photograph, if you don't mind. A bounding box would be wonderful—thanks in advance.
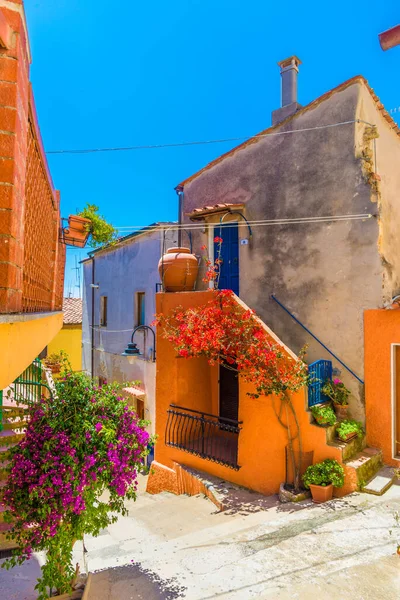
[122,325,156,361]
[122,342,141,356]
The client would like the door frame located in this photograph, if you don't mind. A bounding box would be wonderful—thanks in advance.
[212,222,239,295]
[390,343,400,459]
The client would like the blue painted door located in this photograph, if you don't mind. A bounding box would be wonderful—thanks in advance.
[214,223,239,295]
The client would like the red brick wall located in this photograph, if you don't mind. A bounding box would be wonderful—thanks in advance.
[0,2,65,314]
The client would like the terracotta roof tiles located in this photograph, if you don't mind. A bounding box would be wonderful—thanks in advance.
[62,297,82,325]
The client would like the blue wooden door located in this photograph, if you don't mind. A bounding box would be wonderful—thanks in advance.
[214,223,239,295]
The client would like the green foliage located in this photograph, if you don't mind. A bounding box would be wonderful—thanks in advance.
[311,403,336,426]
[79,203,118,248]
[1,358,152,599]
[43,350,67,367]
[303,459,345,489]
[321,378,351,406]
[336,419,364,441]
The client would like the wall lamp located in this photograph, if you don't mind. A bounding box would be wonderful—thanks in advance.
[122,325,156,362]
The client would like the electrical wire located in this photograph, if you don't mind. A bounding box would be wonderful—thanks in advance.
[114,213,373,232]
[47,119,373,155]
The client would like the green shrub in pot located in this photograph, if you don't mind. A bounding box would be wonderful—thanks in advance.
[336,419,364,442]
[311,403,336,426]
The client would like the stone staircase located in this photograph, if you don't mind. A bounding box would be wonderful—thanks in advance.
[314,421,396,496]
[0,404,28,554]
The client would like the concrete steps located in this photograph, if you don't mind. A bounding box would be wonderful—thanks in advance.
[361,466,397,495]
[344,447,383,489]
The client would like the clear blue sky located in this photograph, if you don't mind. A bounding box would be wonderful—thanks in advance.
[24,0,399,296]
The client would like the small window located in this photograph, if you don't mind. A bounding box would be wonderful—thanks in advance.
[136,292,145,326]
[136,398,145,420]
[100,296,108,327]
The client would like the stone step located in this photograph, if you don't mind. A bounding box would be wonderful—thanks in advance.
[361,466,396,495]
[344,447,383,488]
[0,420,28,431]
[0,432,24,447]
[328,434,366,462]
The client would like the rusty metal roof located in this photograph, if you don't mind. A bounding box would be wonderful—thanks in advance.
[176,75,400,189]
[187,203,244,221]
[62,297,82,325]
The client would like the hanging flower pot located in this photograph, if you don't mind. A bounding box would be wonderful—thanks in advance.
[63,215,91,248]
[158,247,198,292]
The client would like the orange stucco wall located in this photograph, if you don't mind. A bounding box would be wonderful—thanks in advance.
[365,309,400,467]
[154,291,345,497]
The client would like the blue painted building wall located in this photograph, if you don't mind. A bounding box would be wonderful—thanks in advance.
[82,225,177,433]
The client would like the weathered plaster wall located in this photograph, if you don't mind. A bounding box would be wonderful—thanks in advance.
[181,81,391,421]
[82,228,177,435]
[355,86,400,301]
[47,324,82,372]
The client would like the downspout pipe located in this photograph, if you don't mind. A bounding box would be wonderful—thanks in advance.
[91,256,95,378]
[175,186,184,247]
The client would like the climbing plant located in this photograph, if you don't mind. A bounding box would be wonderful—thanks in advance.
[154,290,309,491]
[1,360,151,599]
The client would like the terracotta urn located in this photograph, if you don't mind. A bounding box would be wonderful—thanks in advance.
[158,247,198,292]
[333,403,349,420]
[63,215,91,248]
[309,483,333,504]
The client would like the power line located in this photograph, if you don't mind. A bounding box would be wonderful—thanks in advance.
[47,119,372,155]
[114,213,373,232]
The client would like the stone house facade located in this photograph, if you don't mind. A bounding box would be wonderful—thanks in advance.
[177,59,400,420]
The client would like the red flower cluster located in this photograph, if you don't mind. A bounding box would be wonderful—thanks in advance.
[154,291,308,398]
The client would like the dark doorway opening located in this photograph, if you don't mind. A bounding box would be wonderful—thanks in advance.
[219,363,239,422]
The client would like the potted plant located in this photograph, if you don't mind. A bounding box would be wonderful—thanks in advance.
[302,458,345,503]
[321,378,351,420]
[311,403,336,426]
[64,204,118,249]
[43,352,64,374]
[336,419,364,443]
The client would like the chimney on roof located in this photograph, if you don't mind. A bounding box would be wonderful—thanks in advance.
[272,56,302,126]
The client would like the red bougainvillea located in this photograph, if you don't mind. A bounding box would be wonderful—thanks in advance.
[154,290,308,398]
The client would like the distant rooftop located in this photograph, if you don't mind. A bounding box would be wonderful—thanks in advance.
[63,297,83,325]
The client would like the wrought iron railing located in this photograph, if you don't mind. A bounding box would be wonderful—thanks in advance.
[165,404,242,470]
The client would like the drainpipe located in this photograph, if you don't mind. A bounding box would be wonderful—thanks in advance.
[175,186,184,247]
[91,256,95,378]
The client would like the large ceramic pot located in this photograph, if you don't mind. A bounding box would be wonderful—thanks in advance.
[309,483,333,504]
[158,247,198,292]
[63,215,91,248]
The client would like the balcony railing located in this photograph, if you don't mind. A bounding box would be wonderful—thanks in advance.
[165,404,242,470]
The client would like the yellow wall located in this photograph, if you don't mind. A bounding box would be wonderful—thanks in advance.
[48,324,82,372]
[0,312,63,389]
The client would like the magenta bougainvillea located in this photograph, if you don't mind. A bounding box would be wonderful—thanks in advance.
[2,364,151,598]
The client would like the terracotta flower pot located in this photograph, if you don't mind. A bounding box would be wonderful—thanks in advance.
[309,483,333,503]
[338,431,358,443]
[315,415,332,426]
[334,403,349,420]
[63,215,91,248]
[158,247,198,292]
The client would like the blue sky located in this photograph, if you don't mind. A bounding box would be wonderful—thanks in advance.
[24,0,399,296]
